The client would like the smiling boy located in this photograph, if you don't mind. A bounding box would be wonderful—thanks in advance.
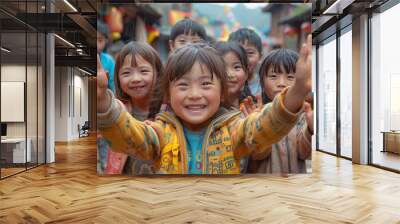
[169,18,207,52]
[229,28,263,97]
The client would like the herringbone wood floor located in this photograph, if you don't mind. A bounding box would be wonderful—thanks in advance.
[0,135,399,223]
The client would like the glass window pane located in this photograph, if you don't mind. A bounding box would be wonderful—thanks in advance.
[340,29,352,158]
[371,3,400,171]
[1,0,46,179]
[27,31,38,169]
[318,37,337,154]
[1,31,27,177]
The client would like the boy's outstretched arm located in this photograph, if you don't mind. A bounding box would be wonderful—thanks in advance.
[230,90,299,159]
[230,36,312,159]
[98,54,112,113]
[284,35,312,113]
[296,102,313,160]
[97,55,162,161]
[229,35,312,158]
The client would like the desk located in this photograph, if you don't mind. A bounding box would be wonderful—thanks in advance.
[382,131,400,154]
[1,138,31,163]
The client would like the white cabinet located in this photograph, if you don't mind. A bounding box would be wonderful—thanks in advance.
[1,138,32,163]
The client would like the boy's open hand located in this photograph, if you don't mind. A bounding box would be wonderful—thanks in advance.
[240,95,262,117]
[294,35,312,96]
[284,35,312,113]
[97,54,111,113]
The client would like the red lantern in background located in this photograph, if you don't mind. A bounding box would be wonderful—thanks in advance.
[146,24,160,44]
[104,7,123,40]
[301,22,312,33]
[283,26,298,37]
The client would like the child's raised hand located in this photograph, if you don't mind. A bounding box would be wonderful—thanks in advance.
[284,35,312,113]
[294,35,312,95]
[97,54,111,113]
[240,95,262,117]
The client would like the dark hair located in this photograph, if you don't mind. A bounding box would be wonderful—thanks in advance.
[150,43,229,118]
[170,18,207,41]
[214,41,249,74]
[206,35,217,46]
[259,48,299,103]
[97,20,109,38]
[214,41,254,103]
[114,41,163,104]
[228,28,263,55]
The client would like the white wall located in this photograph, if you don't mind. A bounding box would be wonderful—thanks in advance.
[1,64,46,164]
[1,65,26,141]
[54,67,89,141]
[55,66,68,141]
[1,65,38,137]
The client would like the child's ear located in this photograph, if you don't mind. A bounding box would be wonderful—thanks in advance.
[169,40,175,51]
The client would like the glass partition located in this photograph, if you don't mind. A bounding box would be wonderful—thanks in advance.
[27,31,38,169]
[371,3,400,171]
[317,35,337,155]
[339,27,352,158]
[1,30,28,177]
[0,0,46,179]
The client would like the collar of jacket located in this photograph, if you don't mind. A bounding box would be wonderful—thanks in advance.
[155,107,242,173]
[156,107,242,130]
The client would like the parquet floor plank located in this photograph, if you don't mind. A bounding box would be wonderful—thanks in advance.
[0,135,399,223]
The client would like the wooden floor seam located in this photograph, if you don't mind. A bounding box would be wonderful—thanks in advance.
[0,135,399,223]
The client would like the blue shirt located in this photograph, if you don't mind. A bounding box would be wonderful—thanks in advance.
[248,71,261,97]
[183,127,205,174]
[100,52,116,93]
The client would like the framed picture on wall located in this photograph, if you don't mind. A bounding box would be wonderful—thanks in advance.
[1,81,25,122]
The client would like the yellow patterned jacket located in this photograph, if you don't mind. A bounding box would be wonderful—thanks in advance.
[98,88,300,174]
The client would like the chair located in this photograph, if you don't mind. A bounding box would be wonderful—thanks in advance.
[78,121,90,138]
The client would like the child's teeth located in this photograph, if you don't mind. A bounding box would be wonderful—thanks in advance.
[189,105,204,109]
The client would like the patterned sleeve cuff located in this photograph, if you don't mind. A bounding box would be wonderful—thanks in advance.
[97,89,124,127]
[274,87,304,122]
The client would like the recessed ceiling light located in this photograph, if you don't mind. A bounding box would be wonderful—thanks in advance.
[323,0,355,15]
[78,67,92,76]
[54,34,75,48]
[1,47,11,53]
[63,0,78,12]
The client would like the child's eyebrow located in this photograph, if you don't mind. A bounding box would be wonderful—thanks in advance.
[232,61,242,65]
[175,76,189,82]
[198,75,213,80]
[138,65,152,69]
[120,66,132,70]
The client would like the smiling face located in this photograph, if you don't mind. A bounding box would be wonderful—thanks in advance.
[169,61,222,131]
[118,54,155,103]
[169,32,203,51]
[223,51,247,98]
[263,65,296,100]
[240,40,261,75]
